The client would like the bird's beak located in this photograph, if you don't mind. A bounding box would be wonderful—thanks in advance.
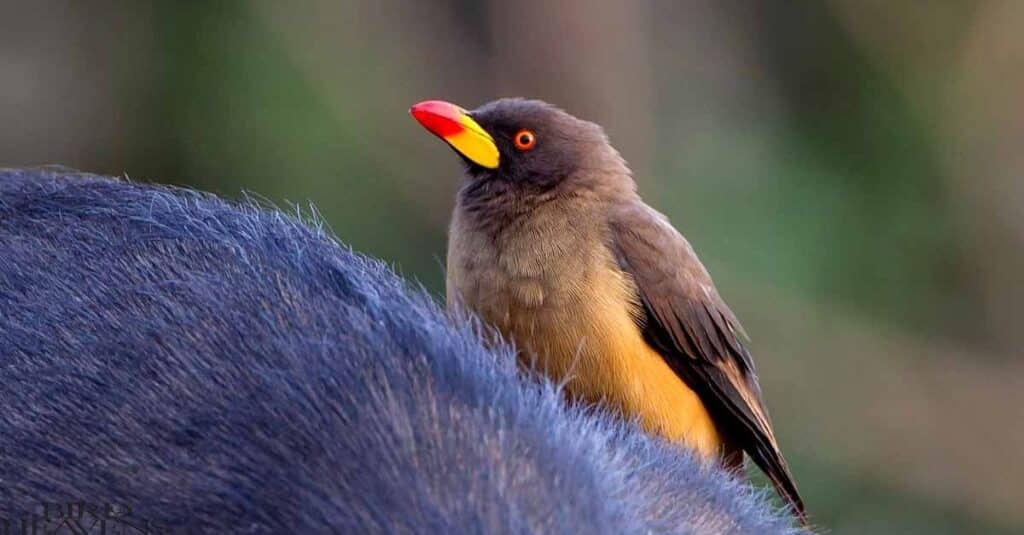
[410,100,500,169]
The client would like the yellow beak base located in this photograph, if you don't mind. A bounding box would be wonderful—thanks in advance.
[410,100,500,169]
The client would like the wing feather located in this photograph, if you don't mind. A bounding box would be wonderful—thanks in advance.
[609,203,806,524]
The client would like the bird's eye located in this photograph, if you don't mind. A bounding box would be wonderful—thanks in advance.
[513,129,536,151]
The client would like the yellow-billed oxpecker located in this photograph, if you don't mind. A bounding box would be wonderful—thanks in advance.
[410,98,807,525]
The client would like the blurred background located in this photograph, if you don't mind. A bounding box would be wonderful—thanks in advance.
[2,1,1022,532]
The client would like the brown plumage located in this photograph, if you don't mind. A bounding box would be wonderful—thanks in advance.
[411,97,807,525]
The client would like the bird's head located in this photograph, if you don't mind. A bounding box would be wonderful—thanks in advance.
[410,98,634,214]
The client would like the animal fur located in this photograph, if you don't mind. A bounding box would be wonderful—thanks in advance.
[0,168,801,534]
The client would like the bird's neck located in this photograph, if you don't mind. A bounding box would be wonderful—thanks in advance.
[455,170,636,238]
[459,183,607,249]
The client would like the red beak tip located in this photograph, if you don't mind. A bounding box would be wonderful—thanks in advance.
[410,100,465,138]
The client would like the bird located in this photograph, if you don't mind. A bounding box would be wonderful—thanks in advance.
[410,98,807,525]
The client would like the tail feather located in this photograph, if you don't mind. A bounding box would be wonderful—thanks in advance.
[747,443,808,527]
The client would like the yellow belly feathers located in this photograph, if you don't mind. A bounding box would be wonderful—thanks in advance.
[459,261,723,459]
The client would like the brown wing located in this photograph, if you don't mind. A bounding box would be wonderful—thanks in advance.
[609,202,806,524]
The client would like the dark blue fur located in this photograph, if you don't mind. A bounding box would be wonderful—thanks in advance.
[0,168,799,534]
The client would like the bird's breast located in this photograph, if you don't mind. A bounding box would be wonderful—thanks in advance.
[447,222,723,458]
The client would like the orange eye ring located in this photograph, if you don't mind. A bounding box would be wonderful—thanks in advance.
[513,129,537,151]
